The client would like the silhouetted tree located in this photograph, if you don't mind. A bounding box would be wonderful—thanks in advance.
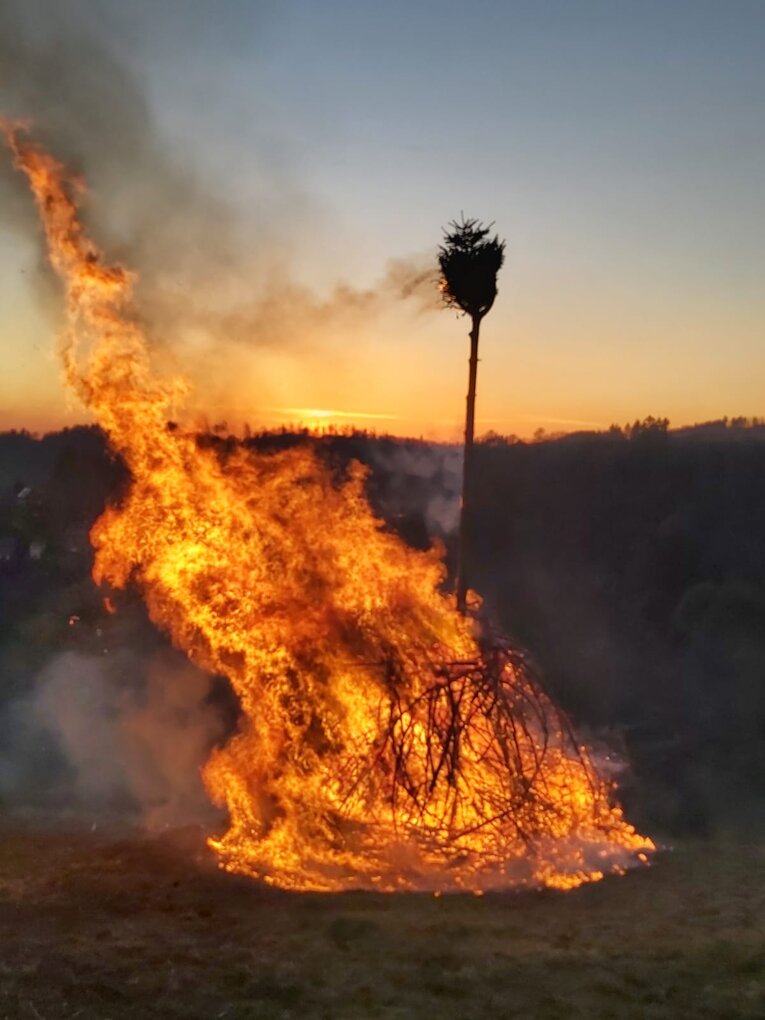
[439,217,505,612]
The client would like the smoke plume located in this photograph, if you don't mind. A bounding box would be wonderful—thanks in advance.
[367,442,463,537]
[0,649,228,829]
[0,0,440,412]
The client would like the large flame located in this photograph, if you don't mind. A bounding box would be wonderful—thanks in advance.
[3,124,653,891]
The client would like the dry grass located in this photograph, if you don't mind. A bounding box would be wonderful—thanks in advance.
[0,820,764,1019]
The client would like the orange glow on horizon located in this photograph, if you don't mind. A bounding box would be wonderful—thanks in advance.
[261,406,400,434]
[272,407,398,420]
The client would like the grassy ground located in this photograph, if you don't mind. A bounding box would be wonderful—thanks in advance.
[0,821,763,1019]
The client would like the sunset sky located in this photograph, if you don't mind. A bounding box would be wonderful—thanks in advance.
[1,0,764,439]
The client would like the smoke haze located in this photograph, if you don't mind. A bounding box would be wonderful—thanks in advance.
[366,441,462,537]
[0,649,228,829]
[0,0,440,421]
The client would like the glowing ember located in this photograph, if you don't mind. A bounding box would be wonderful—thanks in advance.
[2,123,654,891]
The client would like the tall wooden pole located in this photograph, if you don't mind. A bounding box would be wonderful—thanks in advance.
[456,314,481,613]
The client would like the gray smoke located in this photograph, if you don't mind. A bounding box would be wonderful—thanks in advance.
[0,649,227,829]
[369,442,463,537]
[0,0,439,378]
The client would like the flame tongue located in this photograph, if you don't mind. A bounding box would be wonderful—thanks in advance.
[3,124,653,891]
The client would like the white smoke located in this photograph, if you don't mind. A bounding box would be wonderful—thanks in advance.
[369,442,463,537]
[0,649,227,829]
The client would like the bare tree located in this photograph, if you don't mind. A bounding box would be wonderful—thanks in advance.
[439,217,505,613]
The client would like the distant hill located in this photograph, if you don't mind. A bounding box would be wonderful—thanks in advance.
[2,419,764,832]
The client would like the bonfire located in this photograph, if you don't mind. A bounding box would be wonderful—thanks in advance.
[1,123,654,892]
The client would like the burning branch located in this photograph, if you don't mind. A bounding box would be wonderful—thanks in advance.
[3,126,653,894]
[372,636,600,851]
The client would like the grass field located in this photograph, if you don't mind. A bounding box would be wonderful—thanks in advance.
[0,821,763,1019]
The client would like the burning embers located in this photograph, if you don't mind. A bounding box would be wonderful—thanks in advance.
[205,632,651,892]
[2,123,654,891]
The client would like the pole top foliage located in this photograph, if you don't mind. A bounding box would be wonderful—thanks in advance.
[438,216,506,320]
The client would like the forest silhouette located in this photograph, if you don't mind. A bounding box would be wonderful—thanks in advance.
[2,419,764,834]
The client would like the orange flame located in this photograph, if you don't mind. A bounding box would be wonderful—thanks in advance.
[2,123,653,891]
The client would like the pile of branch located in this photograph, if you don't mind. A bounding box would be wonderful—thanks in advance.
[370,634,601,852]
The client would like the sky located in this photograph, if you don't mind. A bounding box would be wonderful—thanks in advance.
[1,0,764,439]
